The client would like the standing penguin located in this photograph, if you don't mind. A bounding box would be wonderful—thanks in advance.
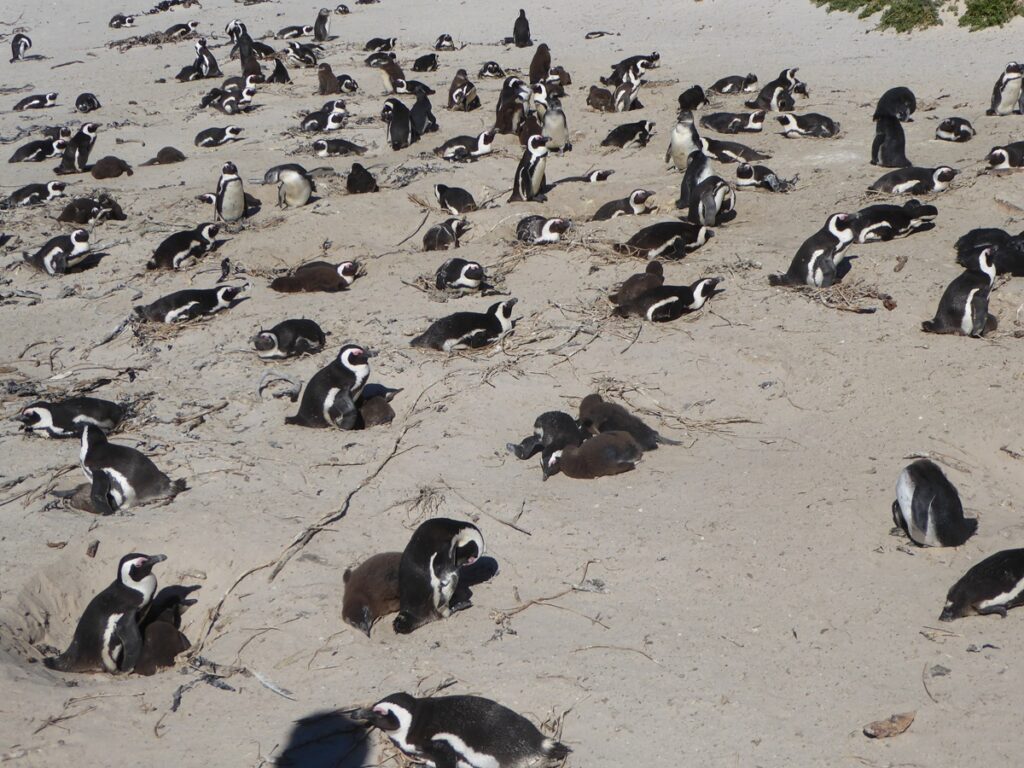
[512,9,532,47]
[666,112,702,171]
[55,123,99,174]
[529,43,551,84]
[194,38,221,77]
[987,61,1023,116]
[393,518,484,633]
[892,459,977,547]
[871,115,910,168]
[410,92,438,136]
[43,553,167,673]
[215,161,245,222]
[539,91,570,152]
[508,133,548,202]
[264,164,315,208]
[286,344,374,429]
[313,7,331,41]
[10,33,31,63]
[381,98,415,150]
[356,693,570,768]
[921,247,997,337]
[675,150,712,209]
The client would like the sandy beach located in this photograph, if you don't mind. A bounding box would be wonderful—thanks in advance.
[2,0,1024,766]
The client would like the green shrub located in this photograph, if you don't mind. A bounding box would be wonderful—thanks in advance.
[877,0,942,30]
[959,0,1024,29]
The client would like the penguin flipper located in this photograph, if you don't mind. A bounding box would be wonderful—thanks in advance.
[328,391,359,430]
[89,471,117,515]
[423,739,461,768]
[115,613,143,673]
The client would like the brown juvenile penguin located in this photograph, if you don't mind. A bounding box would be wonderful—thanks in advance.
[545,431,643,479]
[587,85,615,113]
[318,62,341,95]
[577,393,677,450]
[610,261,664,306]
[91,156,134,179]
[517,111,542,146]
[358,396,395,427]
[133,587,196,675]
[270,260,360,293]
[347,163,378,193]
[342,552,402,636]
[529,43,551,84]
[140,146,186,166]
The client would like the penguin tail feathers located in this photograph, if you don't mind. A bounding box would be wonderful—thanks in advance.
[920,320,939,334]
[767,273,793,287]
[543,739,572,760]
[43,652,72,671]
[170,478,188,496]
[655,433,682,446]
[146,259,158,270]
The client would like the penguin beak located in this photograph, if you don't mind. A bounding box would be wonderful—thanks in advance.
[146,554,168,566]
[364,349,378,358]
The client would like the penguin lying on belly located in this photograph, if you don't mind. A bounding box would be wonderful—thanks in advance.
[544,431,643,479]
[577,393,679,450]
[507,411,588,460]
[941,548,1024,621]
[17,397,123,438]
[270,260,360,292]
[411,298,517,351]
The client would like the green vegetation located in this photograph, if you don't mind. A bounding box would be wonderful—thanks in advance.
[813,0,1024,30]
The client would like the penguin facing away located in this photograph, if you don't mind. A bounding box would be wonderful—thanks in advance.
[253,319,327,359]
[342,552,402,636]
[43,553,167,673]
[577,393,679,450]
[892,459,977,547]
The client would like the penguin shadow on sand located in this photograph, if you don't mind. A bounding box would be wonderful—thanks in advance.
[456,555,500,606]
[275,711,369,768]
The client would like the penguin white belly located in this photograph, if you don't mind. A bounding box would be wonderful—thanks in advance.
[106,468,133,506]
[961,289,979,335]
[859,222,891,242]
[648,235,681,259]
[430,734,500,768]
[322,387,340,425]
[219,183,245,222]
[891,180,919,194]
[529,156,547,196]
[978,578,1024,611]
[997,80,1022,114]
[645,296,679,321]
[165,301,200,323]
[100,613,124,672]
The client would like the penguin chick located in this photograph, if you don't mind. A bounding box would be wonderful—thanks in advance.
[545,431,643,479]
[342,552,402,636]
[577,393,678,450]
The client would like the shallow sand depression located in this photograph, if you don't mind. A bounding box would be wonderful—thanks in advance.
[1,0,1024,766]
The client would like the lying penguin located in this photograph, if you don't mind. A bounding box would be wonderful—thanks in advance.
[411,298,517,351]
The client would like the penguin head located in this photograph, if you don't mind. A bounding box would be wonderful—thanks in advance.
[542,217,571,238]
[448,218,471,238]
[1005,61,1023,77]
[46,181,66,197]
[187,21,199,32]
[737,163,754,181]
[461,261,484,284]
[450,523,484,566]
[335,4,350,13]
[776,114,797,131]
[588,169,614,182]
[225,19,243,38]
[70,229,89,248]
[337,261,360,285]
[118,553,167,600]
[380,99,399,121]
[491,297,518,327]
[338,344,373,370]
[199,223,219,242]
[81,423,107,451]
[195,38,207,52]
[339,75,358,92]
[216,284,247,307]
[51,139,68,154]
[695,226,714,247]
[325,111,347,130]
[81,122,99,138]
[827,213,857,243]
[313,139,328,155]
[987,148,1009,168]
[479,129,497,149]
[358,693,417,732]
[934,166,958,186]
[526,133,549,154]
[253,330,279,354]
[646,260,664,277]
[692,276,725,303]
[976,248,996,280]
[630,189,655,208]
[197,193,217,205]
[221,161,239,178]
[224,126,243,141]
[15,404,47,429]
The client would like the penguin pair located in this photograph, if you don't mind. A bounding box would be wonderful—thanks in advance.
[423,218,470,251]
[253,319,327,359]
[355,692,569,768]
[601,120,655,148]
[612,273,724,323]
[77,426,186,515]
[17,397,124,439]
[270,260,360,293]
[135,283,248,323]
[147,223,219,270]
[870,166,957,194]
[891,459,976,548]
[745,67,804,111]
[768,213,857,288]
[286,344,373,429]
[600,52,659,87]
[58,194,127,225]
[434,128,496,161]
[955,228,1024,275]
[735,163,796,192]
[700,111,766,135]
[776,113,839,138]
[683,175,736,227]
[5,181,66,208]
[393,518,484,633]
[55,123,99,175]
[23,229,91,276]
[411,299,517,352]
[852,200,936,243]
[921,247,997,337]
[613,220,714,259]
[591,189,656,221]
[516,216,570,244]
[301,100,348,132]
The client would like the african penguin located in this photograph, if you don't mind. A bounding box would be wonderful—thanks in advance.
[75,93,102,113]
[768,213,857,287]
[434,184,477,214]
[776,113,840,138]
[874,87,916,122]
[710,73,758,93]
[55,122,99,174]
[921,248,997,337]
[91,156,133,180]
[987,141,1024,170]
[516,216,571,244]
[342,552,402,636]
[264,164,315,208]
[508,411,587,462]
[601,120,656,148]
[270,261,360,293]
[612,277,724,322]
[147,223,219,270]
[700,135,769,163]
[688,176,735,227]
[215,161,245,222]
[43,553,167,673]
[313,7,331,41]
[58,194,125,225]
[940,549,1024,621]
[135,284,248,323]
[700,111,766,134]
[435,258,485,291]
[955,228,1024,275]
[987,61,1023,116]
[17,398,124,438]
[313,138,367,157]
[592,189,656,221]
[14,92,57,111]
[414,53,440,72]
[434,129,496,162]
[393,518,484,633]
[545,432,643,479]
[410,92,439,136]
[871,115,910,168]
[5,181,66,207]
[609,261,664,307]
[411,298,517,351]
[512,8,532,47]
[870,166,957,194]
[678,84,709,112]
[935,117,975,143]
[735,163,795,192]
[676,150,712,210]
[613,220,714,259]
[253,319,327,359]
[381,97,415,150]
[852,200,936,243]
[194,126,243,147]
[78,426,186,513]
[665,112,702,171]
[286,344,373,429]
[9,137,67,163]
[508,133,548,202]
[892,459,977,548]
[23,229,90,276]
[423,218,470,251]
[10,32,31,62]
[479,61,506,78]
[347,163,378,193]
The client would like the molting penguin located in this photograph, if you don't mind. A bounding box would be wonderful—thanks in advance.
[423,218,470,251]
[545,431,643,479]
[23,229,90,276]
[601,120,655,148]
[140,146,186,166]
[393,518,484,633]
[447,69,481,111]
[286,344,373,429]
[987,141,1024,169]
[609,261,664,306]
[512,9,532,47]
[214,161,245,222]
[17,398,123,438]
[892,459,977,547]
[612,277,724,322]
[342,552,402,636]
[592,189,656,220]
[516,215,570,244]
[508,133,548,202]
[411,299,517,351]
[356,693,570,767]
[921,247,997,337]
[871,115,910,168]
[776,113,839,138]
[870,166,957,194]
[135,284,248,323]
[935,117,975,143]
[270,260,360,293]
[768,213,857,287]
[700,110,766,134]
[78,426,185,514]
[587,85,615,113]
[253,319,327,359]
[91,156,133,179]
[435,258,485,291]
[614,220,714,259]
[529,43,551,84]
[987,61,1023,116]
[434,184,477,214]
[43,553,167,673]
[940,549,1024,621]
[147,223,219,270]
[578,393,678,450]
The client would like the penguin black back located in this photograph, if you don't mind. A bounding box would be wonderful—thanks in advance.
[892,459,976,547]
[941,549,1024,621]
[578,393,675,450]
